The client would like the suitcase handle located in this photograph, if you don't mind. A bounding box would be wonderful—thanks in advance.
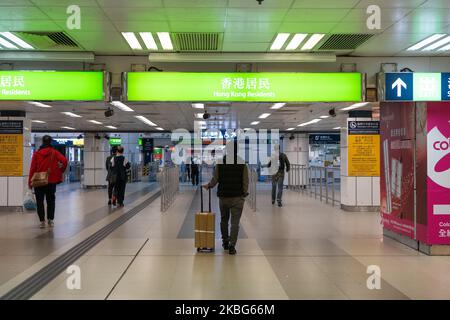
[200,186,211,213]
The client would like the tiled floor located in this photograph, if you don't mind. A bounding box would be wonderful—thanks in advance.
[3,182,450,300]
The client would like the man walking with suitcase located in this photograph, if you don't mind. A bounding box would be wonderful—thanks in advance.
[203,141,249,255]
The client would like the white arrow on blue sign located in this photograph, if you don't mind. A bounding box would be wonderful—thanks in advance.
[385,73,413,101]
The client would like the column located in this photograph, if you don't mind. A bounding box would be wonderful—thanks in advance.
[340,113,380,212]
[0,111,31,212]
[83,133,109,188]
[121,133,141,164]
[283,133,309,185]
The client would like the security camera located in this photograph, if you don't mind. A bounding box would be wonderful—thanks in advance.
[95,134,101,140]
[203,111,211,120]
[105,108,114,118]
[77,134,83,139]
[329,108,336,117]
[289,134,295,140]
[256,0,264,4]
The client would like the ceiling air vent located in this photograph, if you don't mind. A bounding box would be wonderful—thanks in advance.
[318,34,374,50]
[172,33,223,52]
[13,31,80,50]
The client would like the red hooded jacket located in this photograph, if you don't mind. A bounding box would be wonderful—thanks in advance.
[28,146,68,187]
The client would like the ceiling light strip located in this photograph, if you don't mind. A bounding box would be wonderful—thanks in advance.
[422,35,450,51]
[122,32,142,50]
[0,32,33,49]
[0,36,18,49]
[135,115,157,126]
[139,32,158,50]
[286,34,308,50]
[407,34,446,51]
[270,33,290,50]
[157,32,173,50]
[301,34,325,51]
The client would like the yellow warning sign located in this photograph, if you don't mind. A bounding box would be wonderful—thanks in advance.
[348,134,380,177]
[0,121,23,176]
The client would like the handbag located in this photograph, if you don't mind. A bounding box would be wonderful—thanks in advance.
[31,150,54,188]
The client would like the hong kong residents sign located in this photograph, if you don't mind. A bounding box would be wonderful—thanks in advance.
[0,71,105,100]
[125,72,363,102]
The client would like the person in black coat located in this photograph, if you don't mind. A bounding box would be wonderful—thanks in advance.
[111,146,131,207]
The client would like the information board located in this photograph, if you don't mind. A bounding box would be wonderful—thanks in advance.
[0,120,23,176]
[348,121,380,177]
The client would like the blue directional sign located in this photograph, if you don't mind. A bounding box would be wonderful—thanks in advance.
[441,73,450,101]
[385,73,413,101]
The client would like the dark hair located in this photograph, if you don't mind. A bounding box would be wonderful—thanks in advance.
[117,146,124,154]
[111,146,118,154]
[42,135,52,146]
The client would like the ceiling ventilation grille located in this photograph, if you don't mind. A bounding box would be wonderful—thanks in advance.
[318,34,374,50]
[14,31,80,49]
[173,33,222,52]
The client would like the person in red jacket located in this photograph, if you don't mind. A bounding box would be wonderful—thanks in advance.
[29,135,68,228]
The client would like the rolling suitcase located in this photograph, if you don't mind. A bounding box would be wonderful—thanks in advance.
[195,187,215,252]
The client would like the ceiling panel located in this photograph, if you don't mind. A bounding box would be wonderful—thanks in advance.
[224,32,275,43]
[111,20,170,32]
[278,22,336,33]
[0,19,61,31]
[384,20,449,34]
[0,6,49,20]
[164,0,227,7]
[222,42,271,52]
[38,6,108,20]
[101,7,167,20]
[330,21,390,34]
[225,21,281,33]
[403,8,450,22]
[293,0,360,9]
[342,8,414,22]
[52,19,118,33]
[169,21,225,33]
[97,0,164,7]
[226,8,289,22]
[355,0,427,9]
[165,8,227,21]
[284,9,351,22]
[421,0,450,8]
[32,0,97,5]
[228,0,295,8]
[0,0,32,5]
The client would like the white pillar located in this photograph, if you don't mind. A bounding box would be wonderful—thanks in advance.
[121,133,141,164]
[340,117,380,211]
[0,115,31,211]
[82,133,109,188]
[282,133,309,185]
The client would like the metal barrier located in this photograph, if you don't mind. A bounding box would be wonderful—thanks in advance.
[127,163,141,183]
[288,165,341,206]
[246,166,257,212]
[158,165,180,212]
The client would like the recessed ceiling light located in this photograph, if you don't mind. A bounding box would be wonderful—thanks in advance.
[286,128,295,131]
[88,120,102,125]
[270,33,290,50]
[259,113,271,119]
[192,103,204,109]
[286,33,307,50]
[270,103,286,109]
[156,127,164,131]
[301,34,325,51]
[0,32,33,49]
[105,125,117,129]
[122,32,142,50]
[0,36,18,49]
[422,35,450,51]
[157,32,173,50]
[251,121,260,125]
[61,112,82,118]
[135,115,157,126]
[320,115,329,119]
[31,120,46,123]
[298,119,321,127]
[340,102,370,111]
[111,101,134,112]
[439,43,450,51]
[61,126,75,130]
[407,34,446,51]
[139,32,158,50]
[28,101,52,108]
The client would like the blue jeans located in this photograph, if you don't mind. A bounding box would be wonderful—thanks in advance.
[272,174,284,203]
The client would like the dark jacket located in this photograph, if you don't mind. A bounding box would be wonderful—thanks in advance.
[207,156,249,198]
[111,155,131,182]
[105,155,114,182]
[29,146,68,187]
[268,153,290,175]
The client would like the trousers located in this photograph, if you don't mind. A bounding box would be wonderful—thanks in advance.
[34,183,57,221]
[219,197,245,247]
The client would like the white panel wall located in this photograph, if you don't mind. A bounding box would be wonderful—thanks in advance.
[83,133,109,188]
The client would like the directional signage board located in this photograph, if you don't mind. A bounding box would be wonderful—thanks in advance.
[384,72,450,102]
[126,72,363,102]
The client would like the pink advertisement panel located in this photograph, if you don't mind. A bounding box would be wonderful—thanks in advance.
[426,102,450,244]
[380,102,415,239]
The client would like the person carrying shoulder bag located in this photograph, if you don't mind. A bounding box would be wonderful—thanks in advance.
[28,135,68,228]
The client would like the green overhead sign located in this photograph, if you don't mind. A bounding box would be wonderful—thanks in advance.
[126,72,362,102]
[109,138,122,146]
[0,71,104,101]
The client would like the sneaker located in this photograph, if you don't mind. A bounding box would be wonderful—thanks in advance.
[222,241,229,250]
[48,220,54,228]
[108,199,112,205]
[228,246,236,255]
[39,221,46,229]
[272,200,275,205]
[278,202,282,207]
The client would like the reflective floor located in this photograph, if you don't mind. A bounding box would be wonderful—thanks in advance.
[2,182,450,300]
